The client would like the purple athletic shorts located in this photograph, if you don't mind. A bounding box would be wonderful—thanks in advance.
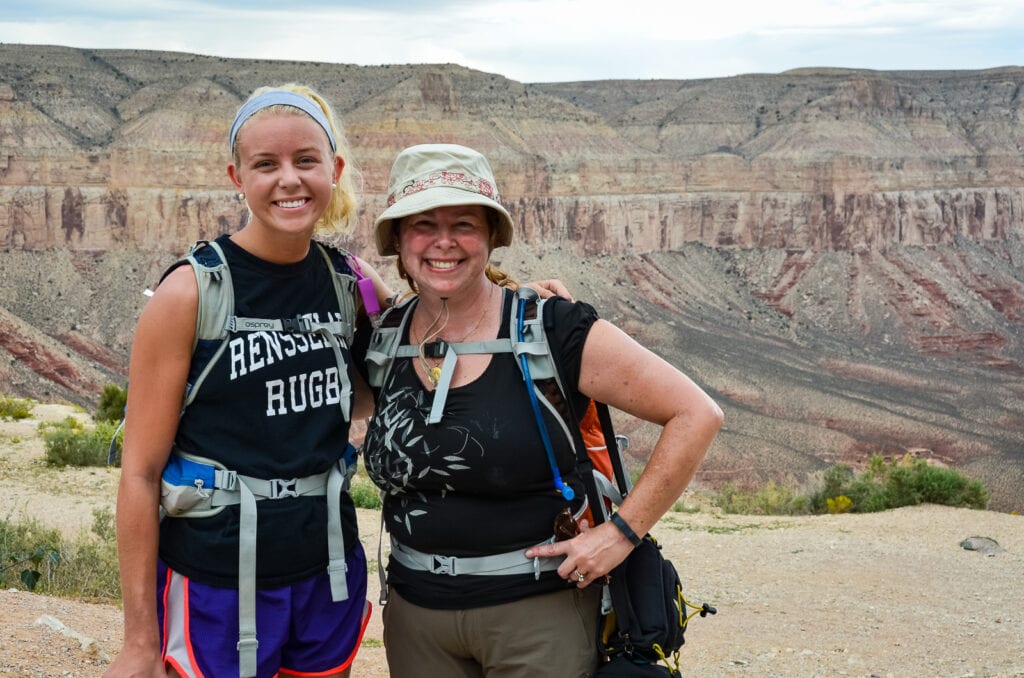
[157,544,370,677]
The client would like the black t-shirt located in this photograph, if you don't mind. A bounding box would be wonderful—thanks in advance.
[159,234,359,589]
[353,287,599,609]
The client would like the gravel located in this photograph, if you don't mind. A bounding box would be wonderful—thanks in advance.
[2,407,1021,676]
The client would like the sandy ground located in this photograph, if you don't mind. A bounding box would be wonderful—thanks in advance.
[1,405,1022,677]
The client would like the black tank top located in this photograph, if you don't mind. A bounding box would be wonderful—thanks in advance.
[159,234,359,589]
[355,288,599,609]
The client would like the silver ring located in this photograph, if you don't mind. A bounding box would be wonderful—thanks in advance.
[573,568,585,582]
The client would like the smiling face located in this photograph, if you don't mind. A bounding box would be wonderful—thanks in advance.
[227,109,343,247]
[397,204,492,300]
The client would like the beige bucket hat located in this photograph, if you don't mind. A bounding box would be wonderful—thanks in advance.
[373,144,514,256]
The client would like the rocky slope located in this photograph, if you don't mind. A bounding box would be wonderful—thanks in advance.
[1,46,1021,510]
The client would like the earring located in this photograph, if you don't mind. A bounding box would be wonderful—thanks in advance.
[237,192,245,201]
[331,183,337,191]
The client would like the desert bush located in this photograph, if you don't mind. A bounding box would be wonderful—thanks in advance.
[0,516,61,591]
[716,454,988,515]
[809,454,988,513]
[714,480,809,515]
[825,495,853,514]
[888,457,988,508]
[45,507,120,602]
[95,383,128,423]
[350,472,382,509]
[0,508,119,603]
[40,416,121,467]
[0,395,34,420]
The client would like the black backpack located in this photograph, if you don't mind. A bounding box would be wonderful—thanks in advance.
[596,533,716,676]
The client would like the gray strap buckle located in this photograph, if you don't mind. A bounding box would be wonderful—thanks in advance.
[217,469,238,491]
[431,555,456,576]
[282,317,313,333]
[268,478,299,499]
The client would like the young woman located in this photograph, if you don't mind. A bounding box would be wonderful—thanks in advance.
[356,144,724,677]
[105,84,384,678]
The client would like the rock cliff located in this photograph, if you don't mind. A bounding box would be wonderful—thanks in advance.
[1,46,1021,510]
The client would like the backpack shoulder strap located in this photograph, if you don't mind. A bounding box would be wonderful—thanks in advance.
[364,295,418,389]
[155,239,235,346]
[510,288,578,500]
[187,239,235,345]
[512,289,630,520]
[510,287,562,384]
[312,241,358,345]
[177,240,234,409]
[109,241,232,460]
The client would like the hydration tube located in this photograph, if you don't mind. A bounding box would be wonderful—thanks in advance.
[516,298,575,500]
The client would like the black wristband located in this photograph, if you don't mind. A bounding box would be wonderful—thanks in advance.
[609,513,643,548]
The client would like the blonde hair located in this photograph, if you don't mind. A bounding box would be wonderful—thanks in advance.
[233,83,360,234]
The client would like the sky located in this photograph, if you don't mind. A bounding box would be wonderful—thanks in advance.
[2,0,1023,83]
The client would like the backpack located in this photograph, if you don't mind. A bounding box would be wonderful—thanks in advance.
[596,532,717,676]
[110,238,367,678]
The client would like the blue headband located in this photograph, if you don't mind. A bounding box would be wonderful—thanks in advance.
[228,90,337,153]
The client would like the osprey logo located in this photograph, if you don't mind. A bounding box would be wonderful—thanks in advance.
[239,319,276,330]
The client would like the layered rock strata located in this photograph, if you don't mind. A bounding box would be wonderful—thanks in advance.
[1,46,1022,509]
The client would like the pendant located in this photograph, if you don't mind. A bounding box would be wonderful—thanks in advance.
[429,366,442,385]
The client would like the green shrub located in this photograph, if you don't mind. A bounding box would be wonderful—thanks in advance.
[0,516,62,591]
[0,395,34,420]
[717,454,989,515]
[40,417,121,467]
[95,383,128,423]
[350,473,382,509]
[45,507,120,602]
[714,480,809,515]
[809,454,988,513]
[891,458,988,508]
[819,464,853,504]
[845,475,891,513]
[0,509,120,603]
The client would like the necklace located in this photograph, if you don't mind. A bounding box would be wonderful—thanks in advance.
[415,284,495,386]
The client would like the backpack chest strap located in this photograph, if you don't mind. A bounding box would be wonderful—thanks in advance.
[385,339,515,424]
[390,338,512,359]
[226,316,353,336]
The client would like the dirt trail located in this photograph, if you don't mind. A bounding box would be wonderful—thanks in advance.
[1,406,1021,676]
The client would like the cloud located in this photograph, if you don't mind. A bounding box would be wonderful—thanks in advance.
[1,0,1022,82]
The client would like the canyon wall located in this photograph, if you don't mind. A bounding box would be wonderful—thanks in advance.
[1,46,1022,509]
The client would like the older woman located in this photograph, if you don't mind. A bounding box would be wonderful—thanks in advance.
[354,144,723,678]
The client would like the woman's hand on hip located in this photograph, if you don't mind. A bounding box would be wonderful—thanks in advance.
[524,519,634,588]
